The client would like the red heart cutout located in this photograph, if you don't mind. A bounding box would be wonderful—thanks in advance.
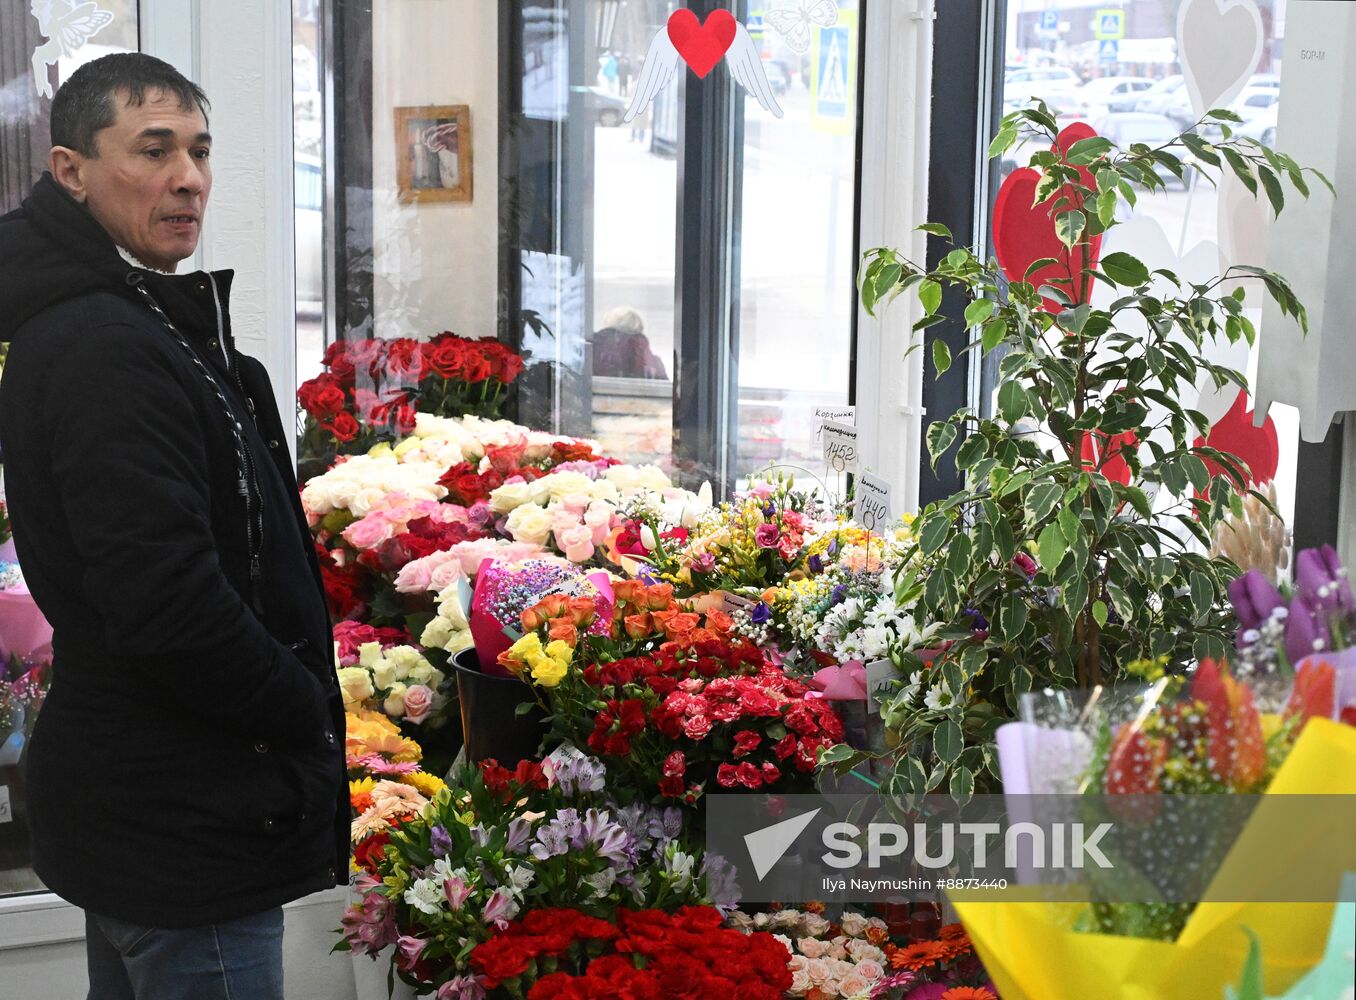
[667,9,737,79]
[1193,389,1279,488]
[993,124,1104,313]
[1081,429,1137,486]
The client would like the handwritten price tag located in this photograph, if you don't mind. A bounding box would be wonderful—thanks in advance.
[813,406,856,442]
[854,471,893,530]
[822,421,859,473]
[865,658,901,709]
[0,786,10,825]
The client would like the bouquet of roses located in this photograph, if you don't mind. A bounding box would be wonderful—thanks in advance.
[334,628,451,730]
[1230,544,1356,723]
[727,905,893,999]
[499,581,844,803]
[469,905,793,999]
[338,750,733,996]
[298,332,526,469]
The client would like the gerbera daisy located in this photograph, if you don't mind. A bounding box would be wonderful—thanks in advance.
[349,777,377,797]
[403,771,447,797]
[939,931,972,960]
[939,923,968,941]
[350,806,390,842]
[370,779,430,815]
[889,940,947,971]
[939,987,995,1000]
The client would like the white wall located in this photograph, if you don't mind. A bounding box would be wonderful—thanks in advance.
[371,1,500,342]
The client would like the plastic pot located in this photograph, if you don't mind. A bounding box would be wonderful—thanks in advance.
[450,648,548,766]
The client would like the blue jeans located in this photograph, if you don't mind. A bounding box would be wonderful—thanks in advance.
[85,908,284,1000]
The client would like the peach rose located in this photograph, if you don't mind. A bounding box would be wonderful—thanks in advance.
[401,684,434,724]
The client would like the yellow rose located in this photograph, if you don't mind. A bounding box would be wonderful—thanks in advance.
[358,642,383,669]
[336,667,375,707]
[371,659,398,690]
[531,657,569,687]
[367,442,393,459]
[383,682,408,717]
[544,639,573,662]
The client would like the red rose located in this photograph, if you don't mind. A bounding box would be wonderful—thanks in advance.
[513,759,548,790]
[716,763,739,788]
[462,349,493,383]
[495,351,525,384]
[784,705,818,735]
[760,762,781,784]
[735,761,763,789]
[658,775,685,798]
[347,338,386,379]
[298,373,347,420]
[394,402,418,436]
[325,411,361,443]
[480,760,512,799]
[320,561,364,618]
[385,337,425,381]
[772,734,797,760]
[426,338,467,379]
[603,732,632,756]
[485,443,528,473]
[732,730,761,757]
[323,340,356,383]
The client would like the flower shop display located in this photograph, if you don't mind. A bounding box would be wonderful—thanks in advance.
[500,581,844,803]
[335,626,452,730]
[298,333,527,477]
[848,103,1320,804]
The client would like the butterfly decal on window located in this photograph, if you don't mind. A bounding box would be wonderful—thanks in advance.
[624,8,784,123]
[31,0,116,100]
[765,0,839,55]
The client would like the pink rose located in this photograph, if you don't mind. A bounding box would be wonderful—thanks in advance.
[854,959,884,983]
[342,512,398,551]
[402,684,435,724]
[755,522,781,548]
[805,958,832,985]
[836,973,872,997]
[788,969,813,995]
[798,937,829,960]
[555,523,596,564]
[584,501,615,546]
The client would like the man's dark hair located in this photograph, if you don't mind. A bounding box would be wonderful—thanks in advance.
[50,52,210,157]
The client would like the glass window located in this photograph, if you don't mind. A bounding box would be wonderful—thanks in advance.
[995,0,1300,570]
[294,0,862,495]
[0,0,140,897]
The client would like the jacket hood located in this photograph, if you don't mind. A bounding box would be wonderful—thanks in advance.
[0,173,137,342]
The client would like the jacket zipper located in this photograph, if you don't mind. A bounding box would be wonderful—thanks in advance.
[207,274,266,606]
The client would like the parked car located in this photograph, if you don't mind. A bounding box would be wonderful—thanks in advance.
[1093,113,1194,187]
[1122,74,1184,115]
[1004,64,1085,114]
[1073,76,1154,119]
[585,86,628,127]
[1235,104,1278,148]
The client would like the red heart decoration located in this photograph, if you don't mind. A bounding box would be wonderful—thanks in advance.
[1081,429,1138,486]
[667,9,737,79]
[1193,389,1279,488]
[993,123,1104,313]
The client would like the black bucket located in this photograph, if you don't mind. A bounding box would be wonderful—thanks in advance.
[450,648,549,766]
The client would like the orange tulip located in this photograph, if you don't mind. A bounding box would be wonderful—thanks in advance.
[1192,659,1266,789]
[1284,659,1336,730]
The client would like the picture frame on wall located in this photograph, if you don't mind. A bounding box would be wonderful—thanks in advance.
[394,104,472,203]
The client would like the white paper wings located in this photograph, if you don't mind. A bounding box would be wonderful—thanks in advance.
[623,19,784,122]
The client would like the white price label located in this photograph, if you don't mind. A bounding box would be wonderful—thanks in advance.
[854,471,893,530]
[822,421,859,473]
[865,658,901,709]
[546,743,587,771]
[721,593,758,614]
[813,406,856,442]
[0,786,10,825]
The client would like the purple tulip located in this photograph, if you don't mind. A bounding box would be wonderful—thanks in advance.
[1229,570,1287,633]
[1296,545,1355,616]
[1285,596,1325,665]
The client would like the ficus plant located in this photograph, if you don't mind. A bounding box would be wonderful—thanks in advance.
[826,102,1328,803]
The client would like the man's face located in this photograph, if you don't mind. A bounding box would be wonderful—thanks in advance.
[54,89,212,272]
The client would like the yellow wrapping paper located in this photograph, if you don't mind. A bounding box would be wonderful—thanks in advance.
[952,718,1356,999]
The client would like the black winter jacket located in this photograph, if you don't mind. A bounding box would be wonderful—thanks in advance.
[0,174,347,927]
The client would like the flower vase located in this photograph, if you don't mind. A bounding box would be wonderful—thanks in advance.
[451,648,548,766]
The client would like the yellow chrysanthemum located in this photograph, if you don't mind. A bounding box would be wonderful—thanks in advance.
[403,771,447,797]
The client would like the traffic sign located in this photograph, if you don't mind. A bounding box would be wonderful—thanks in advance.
[1095,8,1125,40]
[1098,38,1119,61]
[811,8,857,136]
[1040,9,1059,31]
[747,10,765,37]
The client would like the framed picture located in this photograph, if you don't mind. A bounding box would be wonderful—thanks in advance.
[394,104,472,203]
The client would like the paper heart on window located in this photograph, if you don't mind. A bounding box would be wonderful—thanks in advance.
[666,9,737,78]
[993,123,1104,313]
[1177,0,1264,118]
[1193,388,1279,488]
[1080,429,1138,486]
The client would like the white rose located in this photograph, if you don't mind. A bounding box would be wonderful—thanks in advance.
[426,667,446,690]
[541,471,595,500]
[370,659,398,691]
[799,913,831,938]
[505,504,555,546]
[436,593,470,630]
[388,646,427,679]
[444,630,474,656]
[383,682,408,717]
[408,660,436,686]
[788,969,813,995]
[420,617,456,650]
[358,642,383,669]
[490,480,548,514]
[336,667,374,707]
[839,912,870,938]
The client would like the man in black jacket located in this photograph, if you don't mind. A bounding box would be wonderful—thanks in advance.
[0,54,345,999]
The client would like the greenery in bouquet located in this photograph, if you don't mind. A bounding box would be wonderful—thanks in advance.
[499,581,844,804]
[847,102,1323,803]
[339,748,741,997]
[298,333,526,475]
[0,497,11,545]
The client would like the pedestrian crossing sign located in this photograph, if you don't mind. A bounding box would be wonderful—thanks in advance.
[811,8,857,135]
[1095,8,1125,40]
